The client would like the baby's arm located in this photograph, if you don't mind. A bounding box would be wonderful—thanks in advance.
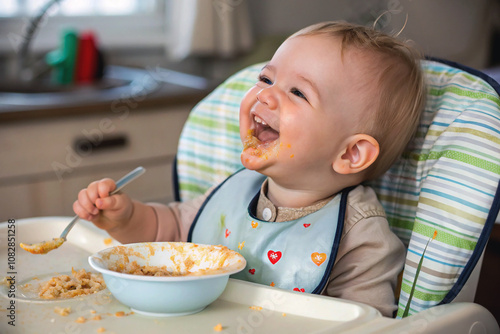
[149,187,212,242]
[73,178,213,244]
[323,186,405,317]
[73,178,158,243]
[324,215,405,317]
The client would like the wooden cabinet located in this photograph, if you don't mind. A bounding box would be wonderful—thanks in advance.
[0,104,193,222]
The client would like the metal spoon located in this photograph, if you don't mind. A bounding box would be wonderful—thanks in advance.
[20,166,146,254]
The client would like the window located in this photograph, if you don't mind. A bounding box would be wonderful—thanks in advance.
[0,0,158,17]
[0,0,169,53]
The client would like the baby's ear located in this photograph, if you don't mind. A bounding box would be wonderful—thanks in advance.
[332,134,380,175]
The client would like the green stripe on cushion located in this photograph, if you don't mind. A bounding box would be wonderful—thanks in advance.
[447,127,500,145]
[428,86,500,107]
[408,150,500,173]
[400,282,448,301]
[412,221,478,250]
[187,114,240,134]
[418,196,486,225]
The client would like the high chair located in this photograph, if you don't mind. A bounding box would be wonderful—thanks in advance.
[173,58,500,332]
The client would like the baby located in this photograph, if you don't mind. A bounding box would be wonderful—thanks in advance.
[74,22,425,317]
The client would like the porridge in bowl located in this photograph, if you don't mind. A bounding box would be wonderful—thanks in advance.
[89,242,246,316]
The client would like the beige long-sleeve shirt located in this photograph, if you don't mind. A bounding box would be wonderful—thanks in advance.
[148,184,405,317]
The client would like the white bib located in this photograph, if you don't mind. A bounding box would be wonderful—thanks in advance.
[189,169,349,293]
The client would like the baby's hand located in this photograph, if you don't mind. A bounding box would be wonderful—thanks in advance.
[73,178,134,231]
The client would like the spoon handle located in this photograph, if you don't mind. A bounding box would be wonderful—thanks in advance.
[111,166,146,195]
[60,166,146,240]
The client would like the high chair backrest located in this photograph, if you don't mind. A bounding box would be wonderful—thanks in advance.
[175,59,500,317]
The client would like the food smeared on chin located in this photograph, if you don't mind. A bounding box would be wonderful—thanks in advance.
[20,237,65,254]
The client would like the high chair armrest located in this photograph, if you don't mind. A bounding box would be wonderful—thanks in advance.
[343,303,499,334]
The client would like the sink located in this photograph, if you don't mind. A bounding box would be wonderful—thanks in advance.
[0,66,210,113]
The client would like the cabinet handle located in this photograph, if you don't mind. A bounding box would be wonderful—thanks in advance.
[73,134,128,154]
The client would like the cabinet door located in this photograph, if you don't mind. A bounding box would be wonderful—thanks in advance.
[0,105,191,221]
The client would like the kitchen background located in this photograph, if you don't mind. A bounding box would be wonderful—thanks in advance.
[0,0,499,323]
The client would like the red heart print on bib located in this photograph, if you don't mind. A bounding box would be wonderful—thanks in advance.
[267,250,282,264]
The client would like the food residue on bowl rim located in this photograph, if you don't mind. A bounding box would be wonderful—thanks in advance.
[98,243,243,277]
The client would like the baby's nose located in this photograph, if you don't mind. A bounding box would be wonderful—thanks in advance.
[256,86,279,109]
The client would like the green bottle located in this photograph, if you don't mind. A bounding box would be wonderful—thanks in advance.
[46,29,78,85]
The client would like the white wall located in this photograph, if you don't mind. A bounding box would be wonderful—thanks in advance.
[247,0,494,69]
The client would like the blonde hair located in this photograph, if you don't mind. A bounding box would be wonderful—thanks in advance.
[290,21,425,180]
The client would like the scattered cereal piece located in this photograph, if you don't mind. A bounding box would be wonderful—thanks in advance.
[75,316,86,323]
[282,313,287,317]
[90,310,97,314]
[54,306,71,316]
[39,268,106,299]
[97,327,106,333]
[249,306,262,311]
[115,311,125,317]
[92,315,102,321]
[103,238,113,245]
[213,323,223,331]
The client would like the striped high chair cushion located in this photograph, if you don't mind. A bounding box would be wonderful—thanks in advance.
[368,60,500,317]
[175,60,500,317]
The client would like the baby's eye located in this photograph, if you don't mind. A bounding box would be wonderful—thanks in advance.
[291,88,308,101]
[258,75,272,85]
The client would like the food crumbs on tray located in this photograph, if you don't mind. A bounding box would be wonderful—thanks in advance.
[115,311,125,317]
[90,309,97,314]
[92,315,102,321]
[282,312,287,317]
[249,306,262,311]
[54,306,71,316]
[213,323,223,331]
[75,316,86,323]
[103,238,113,246]
[97,327,106,333]
[39,268,106,299]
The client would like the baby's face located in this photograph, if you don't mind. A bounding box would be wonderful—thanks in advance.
[239,34,372,188]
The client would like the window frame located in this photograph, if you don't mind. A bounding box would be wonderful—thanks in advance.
[0,1,169,55]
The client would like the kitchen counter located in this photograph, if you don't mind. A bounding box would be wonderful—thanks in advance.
[0,66,214,122]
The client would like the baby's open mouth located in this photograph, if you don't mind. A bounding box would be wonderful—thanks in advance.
[242,114,279,156]
[253,115,279,143]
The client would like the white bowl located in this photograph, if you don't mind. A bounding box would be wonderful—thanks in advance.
[88,242,246,317]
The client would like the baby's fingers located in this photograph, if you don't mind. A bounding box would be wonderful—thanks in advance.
[76,188,99,216]
[73,196,98,221]
[95,195,119,211]
[94,178,117,199]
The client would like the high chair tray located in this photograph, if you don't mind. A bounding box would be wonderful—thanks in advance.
[1,217,498,334]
